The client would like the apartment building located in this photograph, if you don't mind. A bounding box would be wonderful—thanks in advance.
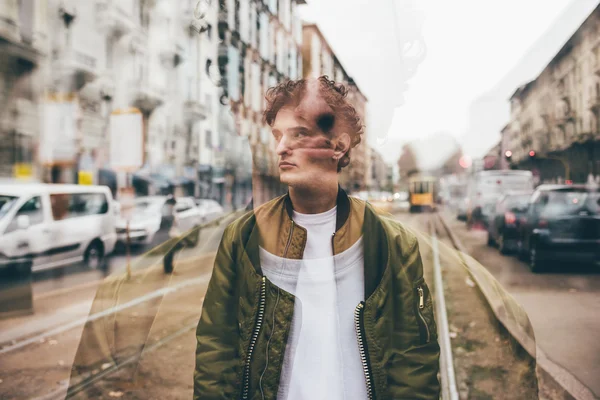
[216,0,306,207]
[302,23,370,192]
[504,3,600,183]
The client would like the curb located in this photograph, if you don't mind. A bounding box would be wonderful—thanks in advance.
[437,212,597,400]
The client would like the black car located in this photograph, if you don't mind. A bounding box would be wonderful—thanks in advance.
[486,191,532,254]
[519,185,600,272]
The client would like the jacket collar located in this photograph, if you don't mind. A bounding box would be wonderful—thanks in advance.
[240,188,388,299]
[282,185,351,232]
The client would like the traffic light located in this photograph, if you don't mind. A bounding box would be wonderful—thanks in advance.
[529,150,536,158]
[504,150,513,160]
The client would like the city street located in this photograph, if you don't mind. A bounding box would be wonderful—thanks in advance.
[0,211,238,400]
[442,209,600,398]
[0,207,548,400]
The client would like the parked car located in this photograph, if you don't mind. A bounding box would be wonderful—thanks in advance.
[466,170,534,229]
[0,183,117,272]
[519,184,600,272]
[193,198,224,222]
[116,196,204,248]
[486,191,532,254]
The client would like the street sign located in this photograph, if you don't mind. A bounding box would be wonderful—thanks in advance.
[78,170,93,185]
[13,163,33,180]
[39,93,77,165]
[109,108,143,172]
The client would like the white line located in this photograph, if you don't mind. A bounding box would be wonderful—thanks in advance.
[431,227,460,400]
[0,272,210,355]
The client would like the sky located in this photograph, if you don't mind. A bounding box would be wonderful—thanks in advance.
[300,0,590,164]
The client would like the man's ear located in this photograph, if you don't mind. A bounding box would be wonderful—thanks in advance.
[332,133,351,159]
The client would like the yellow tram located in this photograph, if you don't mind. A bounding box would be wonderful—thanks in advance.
[408,175,437,212]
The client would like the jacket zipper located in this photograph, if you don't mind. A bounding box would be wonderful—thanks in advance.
[416,286,431,343]
[331,232,335,254]
[249,221,294,399]
[241,276,266,400]
[354,302,375,400]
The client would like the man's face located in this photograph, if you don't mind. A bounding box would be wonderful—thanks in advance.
[271,107,337,189]
[269,79,352,190]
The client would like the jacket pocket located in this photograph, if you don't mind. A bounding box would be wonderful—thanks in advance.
[413,278,436,345]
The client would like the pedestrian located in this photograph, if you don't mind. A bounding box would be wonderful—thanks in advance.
[193,76,440,399]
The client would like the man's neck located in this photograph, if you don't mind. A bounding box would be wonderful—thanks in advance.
[288,184,338,214]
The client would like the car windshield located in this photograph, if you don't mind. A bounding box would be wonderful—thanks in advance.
[542,190,600,216]
[506,195,530,210]
[0,195,18,219]
[133,199,164,214]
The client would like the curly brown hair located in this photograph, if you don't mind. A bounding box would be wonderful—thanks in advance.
[263,76,364,172]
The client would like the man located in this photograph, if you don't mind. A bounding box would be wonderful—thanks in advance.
[194,76,440,399]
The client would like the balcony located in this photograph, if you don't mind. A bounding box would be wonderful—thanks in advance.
[159,42,185,67]
[53,48,98,89]
[95,0,137,37]
[183,100,208,122]
[131,78,165,113]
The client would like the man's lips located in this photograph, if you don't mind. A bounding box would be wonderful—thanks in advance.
[279,161,296,167]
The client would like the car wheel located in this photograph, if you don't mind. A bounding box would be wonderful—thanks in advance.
[529,240,543,273]
[84,241,104,270]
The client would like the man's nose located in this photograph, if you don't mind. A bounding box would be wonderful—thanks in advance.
[276,135,292,155]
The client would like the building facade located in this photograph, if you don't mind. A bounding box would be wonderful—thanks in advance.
[0,0,225,197]
[302,23,370,192]
[0,0,48,180]
[216,0,306,207]
[370,148,389,191]
[504,3,600,184]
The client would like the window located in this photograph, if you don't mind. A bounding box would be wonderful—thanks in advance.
[50,193,109,221]
[0,195,19,219]
[205,130,213,148]
[106,36,115,69]
[5,196,44,234]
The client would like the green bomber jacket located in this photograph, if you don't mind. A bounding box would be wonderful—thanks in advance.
[194,188,440,399]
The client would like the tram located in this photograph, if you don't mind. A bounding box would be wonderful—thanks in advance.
[408,175,437,212]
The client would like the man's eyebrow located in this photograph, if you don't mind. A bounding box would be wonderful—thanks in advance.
[288,126,310,132]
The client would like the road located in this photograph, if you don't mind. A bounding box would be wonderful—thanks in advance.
[0,206,596,399]
[442,208,600,398]
[0,213,235,399]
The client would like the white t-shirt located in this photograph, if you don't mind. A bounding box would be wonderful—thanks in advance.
[259,206,367,400]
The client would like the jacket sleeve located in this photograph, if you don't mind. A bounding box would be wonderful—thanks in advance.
[194,225,240,399]
[389,237,441,399]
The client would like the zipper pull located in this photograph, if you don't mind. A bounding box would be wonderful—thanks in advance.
[418,287,424,309]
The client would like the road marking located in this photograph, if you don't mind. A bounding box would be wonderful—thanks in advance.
[431,221,460,400]
[35,279,101,300]
[0,272,211,355]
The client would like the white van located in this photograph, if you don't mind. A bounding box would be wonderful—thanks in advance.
[0,184,117,272]
[466,170,534,227]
